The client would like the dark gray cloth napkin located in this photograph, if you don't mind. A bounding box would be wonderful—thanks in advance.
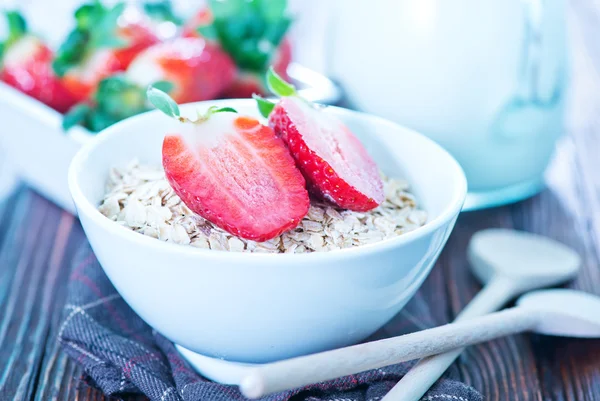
[58,244,482,401]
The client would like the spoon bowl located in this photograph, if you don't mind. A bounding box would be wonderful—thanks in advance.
[519,289,600,338]
[468,229,580,290]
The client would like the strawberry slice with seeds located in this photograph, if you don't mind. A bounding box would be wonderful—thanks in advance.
[147,87,309,242]
[127,37,235,104]
[0,11,77,113]
[256,68,384,212]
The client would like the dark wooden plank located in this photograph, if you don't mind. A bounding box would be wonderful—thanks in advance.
[32,207,86,401]
[0,192,57,400]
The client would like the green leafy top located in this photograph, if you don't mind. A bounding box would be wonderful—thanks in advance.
[143,0,182,25]
[147,86,237,123]
[199,0,291,73]
[254,66,297,118]
[0,11,28,61]
[63,75,173,132]
[53,1,128,77]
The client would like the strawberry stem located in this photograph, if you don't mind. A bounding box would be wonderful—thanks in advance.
[147,86,237,123]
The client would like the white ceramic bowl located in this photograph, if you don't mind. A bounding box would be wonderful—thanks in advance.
[68,99,467,365]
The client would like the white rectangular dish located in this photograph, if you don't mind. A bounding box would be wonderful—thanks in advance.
[0,63,341,214]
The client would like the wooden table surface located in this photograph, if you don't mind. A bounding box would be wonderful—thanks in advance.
[2,2,600,401]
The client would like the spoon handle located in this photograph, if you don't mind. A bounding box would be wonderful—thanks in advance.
[240,307,537,399]
[381,276,517,401]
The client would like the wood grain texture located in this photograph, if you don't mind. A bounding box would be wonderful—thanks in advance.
[0,0,598,400]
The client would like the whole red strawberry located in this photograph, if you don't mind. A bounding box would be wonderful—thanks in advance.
[256,68,384,212]
[52,1,160,102]
[114,20,160,68]
[147,87,309,241]
[0,11,77,113]
[127,37,235,104]
[222,38,292,99]
[184,0,293,98]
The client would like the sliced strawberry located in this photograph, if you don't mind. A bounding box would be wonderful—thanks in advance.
[0,12,77,113]
[52,1,160,102]
[258,68,384,212]
[127,37,235,104]
[148,88,309,241]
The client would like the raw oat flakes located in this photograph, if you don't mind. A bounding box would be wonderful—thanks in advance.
[98,160,428,253]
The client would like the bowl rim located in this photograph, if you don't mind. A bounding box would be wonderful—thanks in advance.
[68,99,467,262]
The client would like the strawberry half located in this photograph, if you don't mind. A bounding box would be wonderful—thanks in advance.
[147,87,309,241]
[52,1,160,102]
[0,11,77,113]
[127,37,235,104]
[187,0,293,98]
[256,68,384,212]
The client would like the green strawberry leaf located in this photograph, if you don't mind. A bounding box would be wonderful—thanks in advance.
[263,18,290,46]
[63,104,92,131]
[96,75,145,117]
[205,0,292,73]
[88,109,120,132]
[75,3,104,30]
[89,2,129,50]
[62,75,176,132]
[257,0,287,21]
[54,1,128,76]
[1,11,28,61]
[6,11,27,42]
[207,106,237,114]
[253,94,275,118]
[53,29,90,77]
[266,66,295,97]
[91,34,128,49]
[147,86,180,118]
[143,1,182,24]
[196,24,218,40]
[208,0,245,19]
[195,105,238,122]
